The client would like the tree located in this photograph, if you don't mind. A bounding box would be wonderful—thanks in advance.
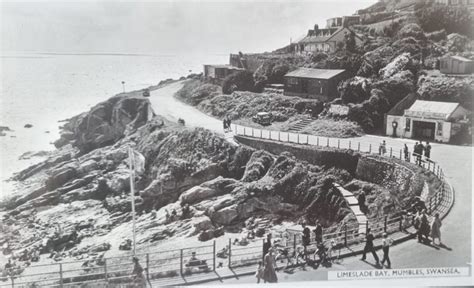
[222,71,256,94]
[344,31,357,53]
[415,2,473,38]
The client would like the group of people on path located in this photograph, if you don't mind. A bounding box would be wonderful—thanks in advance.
[413,207,443,246]
[403,141,432,165]
[361,229,393,269]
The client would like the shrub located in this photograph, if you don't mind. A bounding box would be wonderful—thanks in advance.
[397,23,426,40]
[269,64,290,83]
[415,2,473,38]
[222,71,256,94]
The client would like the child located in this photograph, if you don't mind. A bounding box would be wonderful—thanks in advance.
[255,261,264,283]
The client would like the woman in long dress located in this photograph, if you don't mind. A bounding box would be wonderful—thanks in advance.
[430,213,442,246]
[263,248,278,283]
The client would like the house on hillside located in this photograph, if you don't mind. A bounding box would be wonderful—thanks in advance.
[295,25,363,54]
[326,15,361,28]
[434,0,474,13]
[283,68,349,101]
[203,64,243,83]
[385,98,470,143]
[439,55,474,75]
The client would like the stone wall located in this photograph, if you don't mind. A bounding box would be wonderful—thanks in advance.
[234,135,360,174]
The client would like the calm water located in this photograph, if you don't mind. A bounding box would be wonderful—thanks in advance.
[0,53,228,198]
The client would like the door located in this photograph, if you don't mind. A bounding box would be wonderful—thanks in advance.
[301,79,308,94]
[413,121,435,140]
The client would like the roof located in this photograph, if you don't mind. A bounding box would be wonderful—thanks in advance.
[404,100,460,120]
[449,55,473,62]
[299,27,362,44]
[284,68,346,79]
[205,64,243,69]
[387,93,417,116]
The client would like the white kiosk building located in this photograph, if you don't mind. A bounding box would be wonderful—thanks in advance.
[386,100,469,143]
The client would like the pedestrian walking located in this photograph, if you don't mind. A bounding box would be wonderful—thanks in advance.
[263,233,272,259]
[223,117,228,132]
[132,256,146,287]
[358,191,368,215]
[302,223,311,260]
[404,144,410,162]
[313,221,323,244]
[255,261,264,283]
[263,248,278,283]
[379,140,387,155]
[424,141,431,159]
[381,233,393,269]
[417,209,430,243]
[430,213,442,246]
[361,228,380,266]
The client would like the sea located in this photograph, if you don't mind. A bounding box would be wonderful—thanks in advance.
[0,52,228,199]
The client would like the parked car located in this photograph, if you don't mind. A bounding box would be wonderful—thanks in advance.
[252,112,272,126]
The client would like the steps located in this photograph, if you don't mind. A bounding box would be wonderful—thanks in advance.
[287,117,313,133]
[333,183,367,235]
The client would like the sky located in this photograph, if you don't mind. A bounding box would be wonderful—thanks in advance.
[1,0,377,55]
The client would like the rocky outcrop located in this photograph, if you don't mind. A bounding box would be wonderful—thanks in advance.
[379,52,412,79]
[241,150,274,182]
[55,95,154,152]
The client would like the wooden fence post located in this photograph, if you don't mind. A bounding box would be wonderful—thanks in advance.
[228,238,232,268]
[366,221,369,233]
[146,253,150,282]
[400,149,402,160]
[260,129,263,138]
[262,238,266,262]
[278,132,281,141]
[344,224,347,246]
[369,144,371,153]
[390,147,392,158]
[213,240,216,271]
[317,137,319,146]
[384,215,388,232]
[399,216,402,231]
[297,133,300,144]
[337,139,340,149]
[243,127,246,136]
[180,249,184,276]
[252,128,254,137]
[59,263,63,288]
[293,234,297,256]
[327,138,329,147]
[349,141,351,150]
[358,142,360,152]
[104,258,108,283]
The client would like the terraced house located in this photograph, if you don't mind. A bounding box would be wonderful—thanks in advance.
[295,24,363,54]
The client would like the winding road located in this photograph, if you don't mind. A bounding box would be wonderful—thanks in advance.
[149,81,473,284]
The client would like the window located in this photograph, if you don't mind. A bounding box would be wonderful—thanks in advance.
[288,77,298,85]
[437,122,443,136]
[405,118,411,131]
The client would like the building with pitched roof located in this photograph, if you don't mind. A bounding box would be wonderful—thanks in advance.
[386,99,470,142]
[283,68,349,101]
[203,64,244,83]
[295,25,363,54]
[439,55,474,75]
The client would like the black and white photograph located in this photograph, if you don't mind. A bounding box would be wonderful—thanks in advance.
[0,0,473,287]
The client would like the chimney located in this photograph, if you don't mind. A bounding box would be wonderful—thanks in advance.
[314,24,319,32]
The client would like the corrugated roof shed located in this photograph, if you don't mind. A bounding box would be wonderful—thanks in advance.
[404,100,460,119]
[284,68,346,79]
[449,55,473,62]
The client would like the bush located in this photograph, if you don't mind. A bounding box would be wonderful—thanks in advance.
[397,23,426,40]
[415,2,473,38]
[269,64,290,83]
[222,71,256,94]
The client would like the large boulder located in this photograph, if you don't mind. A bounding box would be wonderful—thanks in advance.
[211,205,239,225]
[241,151,274,182]
[55,95,154,152]
[179,177,238,205]
[379,52,412,79]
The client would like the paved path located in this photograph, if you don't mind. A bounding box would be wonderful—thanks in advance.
[148,82,472,283]
[149,81,237,145]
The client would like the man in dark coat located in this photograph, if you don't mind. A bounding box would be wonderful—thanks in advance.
[302,223,311,260]
[424,141,431,159]
[262,233,272,260]
[361,228,380,266]
[313,221,323,244]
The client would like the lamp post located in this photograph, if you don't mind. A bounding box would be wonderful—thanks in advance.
[392,121,398,137]
[121,81,126,93]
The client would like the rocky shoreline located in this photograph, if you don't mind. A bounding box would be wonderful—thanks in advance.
[0,80,434,280]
